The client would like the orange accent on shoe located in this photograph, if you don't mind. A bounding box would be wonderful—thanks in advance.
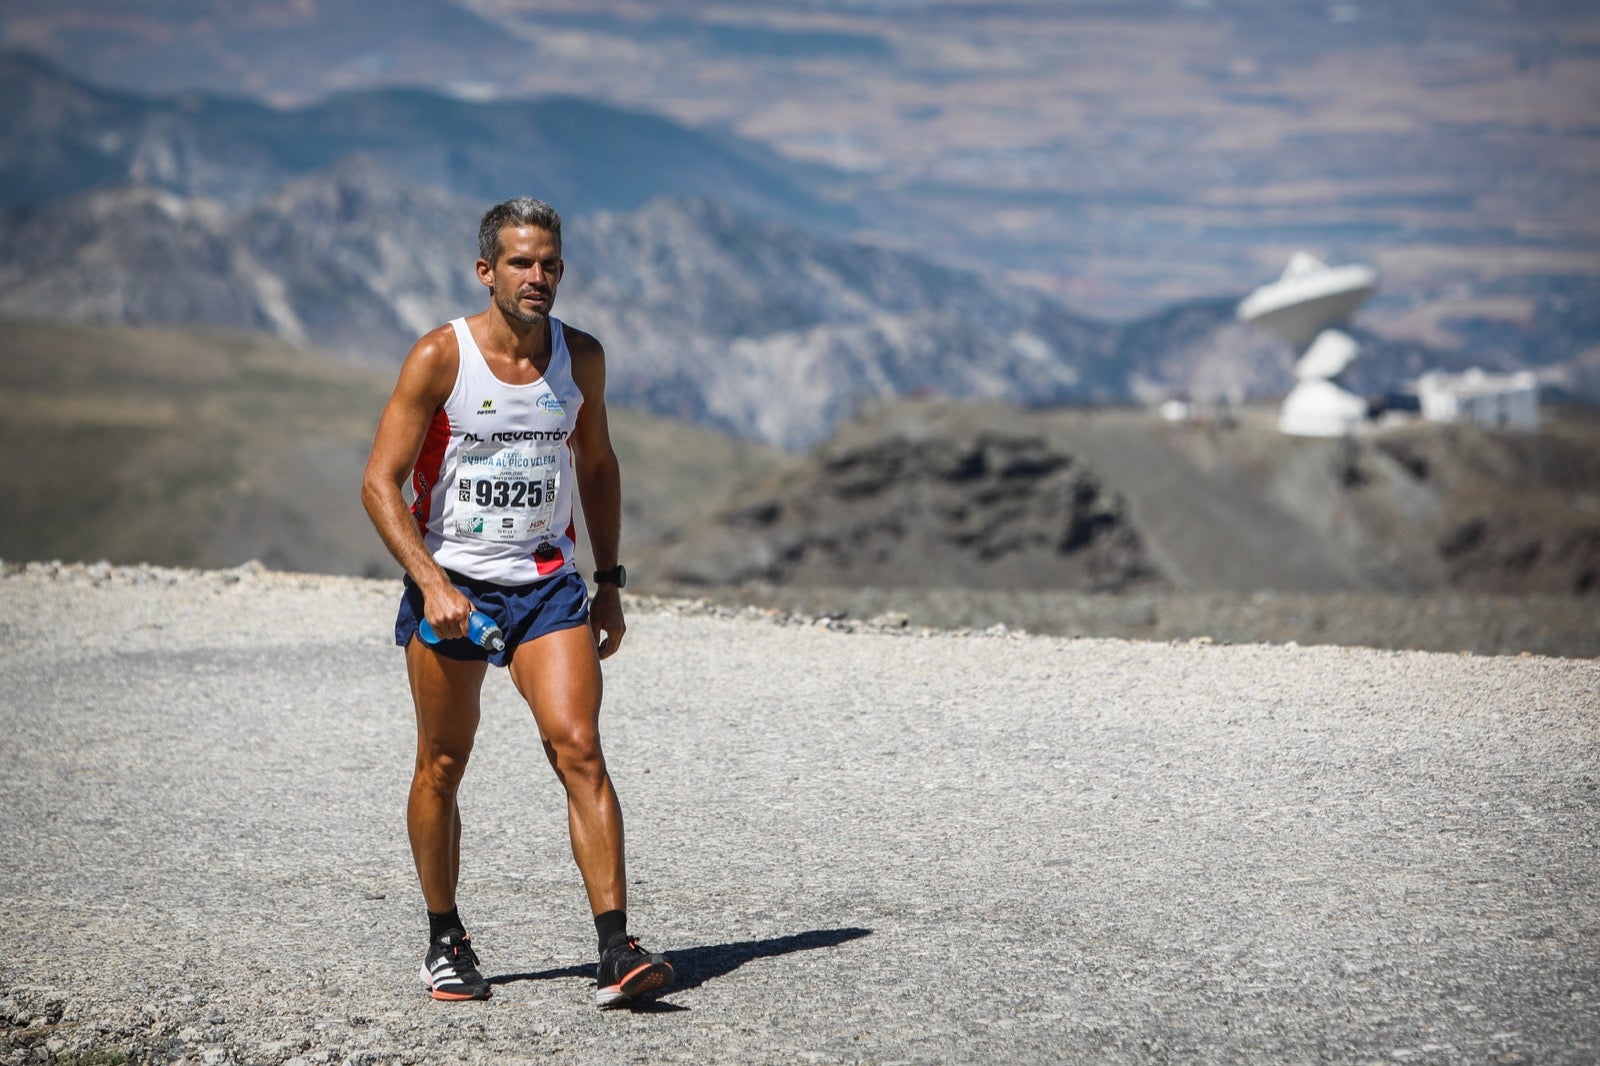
[621,963,671,993]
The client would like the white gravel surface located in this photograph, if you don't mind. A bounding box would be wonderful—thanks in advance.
[2,562,1597,1065]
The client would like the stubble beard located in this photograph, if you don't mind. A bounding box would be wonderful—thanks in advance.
[494,281,551,325]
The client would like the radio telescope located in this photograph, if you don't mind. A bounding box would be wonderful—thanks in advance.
[1238,252,1378,437]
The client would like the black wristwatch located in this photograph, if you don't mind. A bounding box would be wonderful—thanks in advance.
[592,564,627,589]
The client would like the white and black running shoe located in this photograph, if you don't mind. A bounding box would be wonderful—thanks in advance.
[595,934,674,1008]
[419,931,492,1001]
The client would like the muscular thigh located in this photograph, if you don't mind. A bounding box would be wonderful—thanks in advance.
[508,623,603,743]
[407,637,489,758]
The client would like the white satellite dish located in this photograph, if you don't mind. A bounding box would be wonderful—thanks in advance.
[1237,252,1378,351]
[1237,251,1380,437]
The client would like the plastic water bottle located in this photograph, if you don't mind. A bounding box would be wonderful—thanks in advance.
[419,610,506,652]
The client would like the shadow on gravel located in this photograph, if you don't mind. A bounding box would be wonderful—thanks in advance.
[669,927,873,994]
[490,963,592,986]
[488,927,873,1010]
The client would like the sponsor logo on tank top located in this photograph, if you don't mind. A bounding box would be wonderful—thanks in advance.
[459,430,569,443]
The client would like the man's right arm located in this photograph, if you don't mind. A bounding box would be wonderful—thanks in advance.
[360,326,475,640]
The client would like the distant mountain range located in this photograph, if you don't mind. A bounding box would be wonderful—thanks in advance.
[8,0,1595,328]
[2,52,1594,447]
[0,50,844,222]
[3,166,1497,448]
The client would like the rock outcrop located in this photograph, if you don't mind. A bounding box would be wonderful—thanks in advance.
[656,407,1160,592]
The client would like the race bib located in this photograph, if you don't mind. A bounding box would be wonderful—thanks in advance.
[453,439,561,542]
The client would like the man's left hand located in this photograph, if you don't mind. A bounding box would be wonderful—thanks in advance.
[590,583,626,659]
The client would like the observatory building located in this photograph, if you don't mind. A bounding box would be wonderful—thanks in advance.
[1238,252,1379,437]
[1417,368,1540,431]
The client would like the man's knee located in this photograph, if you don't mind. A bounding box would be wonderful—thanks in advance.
[414,748,471,795]
[544,725,606,785]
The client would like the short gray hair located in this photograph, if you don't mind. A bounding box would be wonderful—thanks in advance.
[477,197,563,263]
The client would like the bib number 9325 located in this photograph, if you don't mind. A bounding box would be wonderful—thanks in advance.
[470,478,550,509]
[453,441,560,542]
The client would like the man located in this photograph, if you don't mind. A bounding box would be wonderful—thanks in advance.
[360,197,672,1007]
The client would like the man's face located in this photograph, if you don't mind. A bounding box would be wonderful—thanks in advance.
[481,225,563,325]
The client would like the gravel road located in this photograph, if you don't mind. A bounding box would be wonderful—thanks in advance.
[2,562,1597,1065]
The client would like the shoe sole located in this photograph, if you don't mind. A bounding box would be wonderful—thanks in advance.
[595,960,674,1008]
[419,963,492,1001]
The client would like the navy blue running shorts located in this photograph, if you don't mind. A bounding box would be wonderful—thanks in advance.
[395,568,590,668]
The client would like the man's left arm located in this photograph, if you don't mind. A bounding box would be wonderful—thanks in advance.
[568,328,626,659]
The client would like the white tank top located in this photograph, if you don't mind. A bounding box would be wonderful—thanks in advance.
[409,317,585,585]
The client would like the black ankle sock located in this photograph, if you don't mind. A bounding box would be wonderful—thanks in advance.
[595,909,627,952]
[428,907,465,943]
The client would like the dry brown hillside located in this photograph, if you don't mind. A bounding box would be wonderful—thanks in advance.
[3,319,1595,656]
[0,318,783,577]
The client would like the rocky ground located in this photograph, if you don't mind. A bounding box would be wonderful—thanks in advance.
[667,582,1600,659]
[2,561,1597,1065]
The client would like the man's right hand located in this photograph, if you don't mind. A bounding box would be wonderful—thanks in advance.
[421,582,476,641]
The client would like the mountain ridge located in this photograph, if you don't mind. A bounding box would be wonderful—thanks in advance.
[3,53,1595,448]
[0,171,1558,448]
[5,1,1597,329]
[0,50,849,224]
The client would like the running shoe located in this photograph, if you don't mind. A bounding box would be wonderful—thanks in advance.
[595,934,674,1008]
[419,930,492,1001]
